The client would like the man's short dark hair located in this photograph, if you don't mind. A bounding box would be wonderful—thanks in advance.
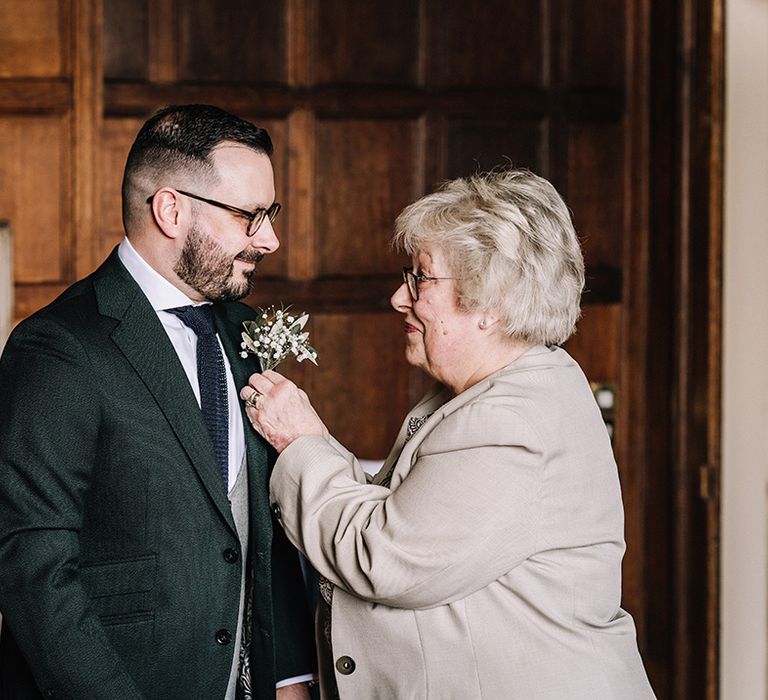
[125,104,273,181]
[122,104,273,230]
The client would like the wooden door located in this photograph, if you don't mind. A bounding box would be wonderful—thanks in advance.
[0,1,722,697]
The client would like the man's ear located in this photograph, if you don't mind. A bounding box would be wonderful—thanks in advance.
[149,188,184,239]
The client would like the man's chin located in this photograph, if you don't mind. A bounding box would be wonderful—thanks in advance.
[202,275,252,303]
[230,271,255,301]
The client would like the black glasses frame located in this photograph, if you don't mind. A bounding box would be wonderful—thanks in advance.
[147,189,281,237]
[402,267,456,301]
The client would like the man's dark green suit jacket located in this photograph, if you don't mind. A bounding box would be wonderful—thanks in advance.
[0,249,315,699]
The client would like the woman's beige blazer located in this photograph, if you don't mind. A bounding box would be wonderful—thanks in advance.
[270,345,656,699]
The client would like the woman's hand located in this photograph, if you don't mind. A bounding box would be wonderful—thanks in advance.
[240,370,328,452]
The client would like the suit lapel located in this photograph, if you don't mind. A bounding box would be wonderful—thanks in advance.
[93,251,235,530]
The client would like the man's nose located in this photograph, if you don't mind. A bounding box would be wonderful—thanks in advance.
[251,217,279,254]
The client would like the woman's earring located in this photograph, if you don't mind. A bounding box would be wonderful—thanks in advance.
[479,319,487,330]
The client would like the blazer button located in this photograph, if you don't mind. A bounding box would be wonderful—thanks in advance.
[215,628,232,645]
[223,548,239,563]
[271,502,282,520]
[335,655,356,675]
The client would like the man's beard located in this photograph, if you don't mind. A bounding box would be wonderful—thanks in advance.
[174,222,262,302]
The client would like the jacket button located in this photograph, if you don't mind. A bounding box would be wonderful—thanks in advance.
[335,655,356,675]
[271,502,282,520]
[215,628,232,645]
[43,691,56,699]
[223,548,239,563]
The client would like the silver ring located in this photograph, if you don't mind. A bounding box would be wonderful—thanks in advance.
[245,388,261,408]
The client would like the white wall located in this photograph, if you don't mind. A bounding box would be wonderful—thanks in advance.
[721,0,768,698]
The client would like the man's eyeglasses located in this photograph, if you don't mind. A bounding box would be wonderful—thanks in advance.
[402,267,456,301]
[147,189,281,237]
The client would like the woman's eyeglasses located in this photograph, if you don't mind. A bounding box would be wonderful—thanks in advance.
[402,267,456,301]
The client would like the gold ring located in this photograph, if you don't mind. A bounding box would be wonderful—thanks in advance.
[245,388,261,408]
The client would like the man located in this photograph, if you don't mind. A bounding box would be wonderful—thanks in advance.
[0,105,316,699]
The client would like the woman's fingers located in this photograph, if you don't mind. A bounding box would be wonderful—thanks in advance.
[238,373,327,453]
[240,372,273,402]
[261,370,288,384]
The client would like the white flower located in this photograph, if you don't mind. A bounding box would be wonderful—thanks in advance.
[240,305,319,371]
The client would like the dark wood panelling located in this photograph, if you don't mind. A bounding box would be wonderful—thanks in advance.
[245,275,400,314]
[565,303,620,383]
[244,117,289,278]
[444,119,545,181]
[279,312,412,459]
[315,0,419,85]
[0,0,66,78]
[0,115,69,284]
[425,0,544,87]
[100,117,144,260]
[15,283,68,320]
[0,79,72,113]
[567,123,624,270]
[104,82,625,121]
[103,0,148,80]
[316,118,417,276]
[177,0,285,83]
[72,0,103,278]
[563,0,626,86]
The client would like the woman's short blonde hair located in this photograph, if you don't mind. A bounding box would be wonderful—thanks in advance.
[393,168,585,346]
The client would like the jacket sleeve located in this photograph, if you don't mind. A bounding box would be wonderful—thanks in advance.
[0,317,145,698]
[269,400,545,610]
[269,522,318,683]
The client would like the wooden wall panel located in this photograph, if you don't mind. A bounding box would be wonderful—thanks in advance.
[316,119,418,276]
[567,124,624,270]
[425,0,544,86]
[103,0,148,80]
[563,0,626,86]
[565,303,620,384]
[0,116,69,285]
[0,0,66,78]
[244,117,288,278]
[315,0,419,85]
[177,0,285,82]
[100,117,143,260]
[444,119,545,180]
[280,312,411,459]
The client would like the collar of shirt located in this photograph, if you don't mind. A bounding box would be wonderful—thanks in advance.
[117,236,246,492]
[118,236,200,312]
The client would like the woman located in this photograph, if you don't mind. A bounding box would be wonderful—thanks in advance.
[241,169,656,699]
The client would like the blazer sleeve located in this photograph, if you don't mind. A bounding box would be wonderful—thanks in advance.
[269,400,545,610]
[269,522,318,682]
[0,317,145,698]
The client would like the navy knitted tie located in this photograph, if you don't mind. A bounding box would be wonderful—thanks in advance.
[167,305,229,490]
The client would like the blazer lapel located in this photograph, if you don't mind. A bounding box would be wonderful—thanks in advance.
[381,364,539,490]
[372,383,451,486]
[93,251,235,530]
